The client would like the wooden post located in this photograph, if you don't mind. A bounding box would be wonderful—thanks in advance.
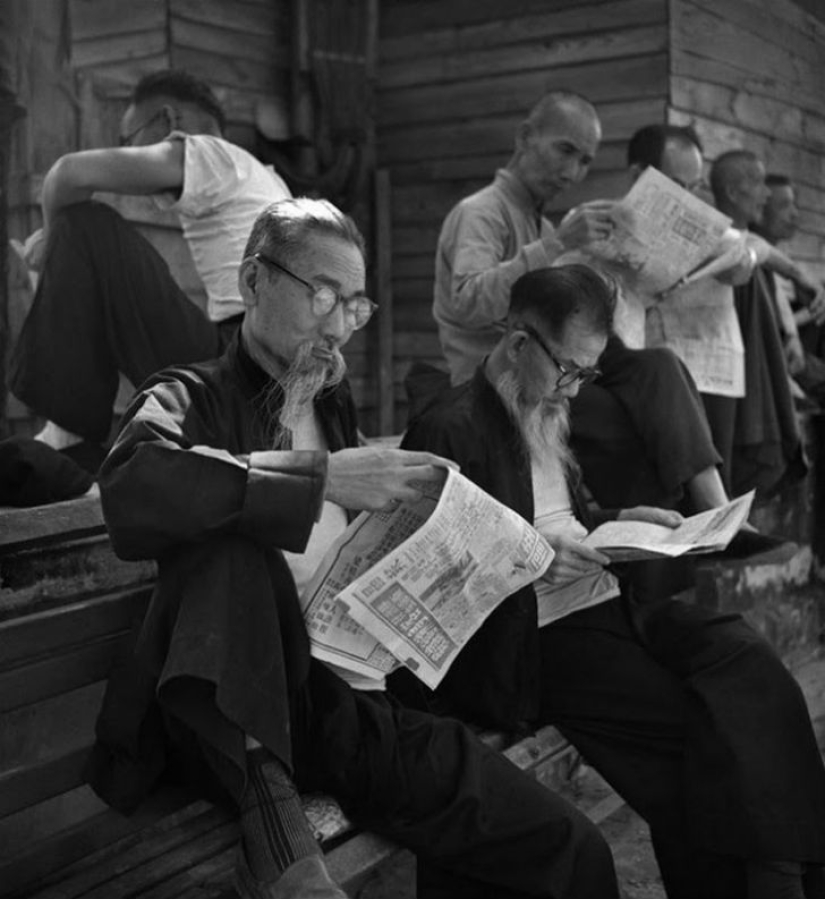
[374,167,394,435]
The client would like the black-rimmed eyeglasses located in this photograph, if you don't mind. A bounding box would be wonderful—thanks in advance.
[254,252,377,330]
[518,323,601,389]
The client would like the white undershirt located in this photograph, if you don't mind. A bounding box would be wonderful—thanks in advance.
[531,452,619,627]
[280,408,385,690]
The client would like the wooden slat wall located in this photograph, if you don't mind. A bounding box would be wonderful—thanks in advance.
[376,0,670,431]
[668,0,825,281]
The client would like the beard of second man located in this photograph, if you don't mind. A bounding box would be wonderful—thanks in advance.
[260,339,347,450]
[495,368,576,475]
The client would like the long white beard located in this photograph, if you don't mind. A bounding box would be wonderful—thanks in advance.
[495,370,576,475]
[261,340,347,449]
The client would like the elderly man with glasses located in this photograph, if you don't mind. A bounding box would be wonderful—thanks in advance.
[399,263,825,899]
[10,69,291,471]
[87,200,620,899]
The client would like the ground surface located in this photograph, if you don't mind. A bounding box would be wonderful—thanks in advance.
[356,651,825,899]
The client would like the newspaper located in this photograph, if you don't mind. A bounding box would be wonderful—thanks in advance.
[301,467,554,689]
[581,491,755,562]
[585,167,732,295]
[535,568,620,628]
[648,277,745,397]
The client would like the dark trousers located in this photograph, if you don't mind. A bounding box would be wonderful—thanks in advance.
[293,663,617,899]
[10,201,232,443]
[93,535,618,899]
[540,597,825,899]
[571,337,721,510]
[727,271,805,497]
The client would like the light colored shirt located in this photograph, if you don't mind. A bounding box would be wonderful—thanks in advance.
[434,169,565,385]
[155,133,291,322]
[280,406,385,691]
[530,450,619,627]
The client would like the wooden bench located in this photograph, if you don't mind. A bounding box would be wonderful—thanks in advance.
[0,495,578,899]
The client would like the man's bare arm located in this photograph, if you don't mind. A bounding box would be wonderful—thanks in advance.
[41,140,186,231]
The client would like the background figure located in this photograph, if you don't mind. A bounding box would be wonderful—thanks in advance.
[10,69,291,469]
[433,89,728,514]
[710,151,807,497]
[754,174,825,406]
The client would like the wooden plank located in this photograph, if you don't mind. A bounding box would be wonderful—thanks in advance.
[379,98,667,163]
[0,682,104,771]
[381,0,619,37]
[681,0,825,63]
[134,846,235,899]
[0,584,152,670]
[0,634,127,712]
[169,17,283,66]
[670,2,825,110]
[70,0,164,41]
[170,45,285,94]
[22,802,229,899]
[0,493,104,550]
[670,75,825,152]
[72,30,168,70]
[62,821,237,899]
[389,142,629,185]
[0,747,89,819]
[380,0,666,62]
[669,110,825,191]
[375,169,395,435]
[170,0,286,36]
[378,54,669,128]
[381,25,666,90]
[0,789,109,890]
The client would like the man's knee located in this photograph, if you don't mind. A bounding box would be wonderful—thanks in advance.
[55,198,125,229]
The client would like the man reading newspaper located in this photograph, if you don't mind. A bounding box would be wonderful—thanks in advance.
[399,264,825,899]
[88,200,618,899]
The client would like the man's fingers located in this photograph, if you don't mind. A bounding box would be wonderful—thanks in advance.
[394,450,458,470]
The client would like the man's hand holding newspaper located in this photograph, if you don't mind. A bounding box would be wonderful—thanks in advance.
[301,467,554,690]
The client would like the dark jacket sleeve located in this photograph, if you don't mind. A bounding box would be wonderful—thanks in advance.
[99,375,326,561]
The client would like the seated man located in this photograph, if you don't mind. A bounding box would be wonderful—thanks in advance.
[401,264,825,899]
[710,151,807,497]
[10,69,291,468]
[87,199,618,899]
[434,89,727,512]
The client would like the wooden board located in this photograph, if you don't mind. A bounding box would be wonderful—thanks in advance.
[380,0,666,63]
[379,55,669,129]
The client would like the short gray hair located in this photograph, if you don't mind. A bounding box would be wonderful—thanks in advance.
[243,197,366,264]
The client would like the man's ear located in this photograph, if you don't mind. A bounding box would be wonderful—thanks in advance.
[238,257,259,309]
[505,328,528,363]
[514,120,532,154]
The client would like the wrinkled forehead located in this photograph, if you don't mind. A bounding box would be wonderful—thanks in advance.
[534,105,601,154]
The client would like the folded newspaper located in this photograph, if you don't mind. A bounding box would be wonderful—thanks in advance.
[581,491,755,562]
[300,467,554,690]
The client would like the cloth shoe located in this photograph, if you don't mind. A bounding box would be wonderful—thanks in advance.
[234,844,348,899]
